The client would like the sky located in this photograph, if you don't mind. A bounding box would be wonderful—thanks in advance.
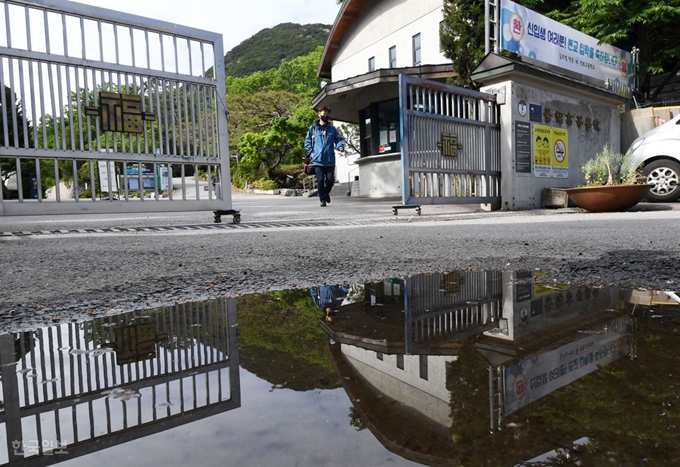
[77,0,342,53]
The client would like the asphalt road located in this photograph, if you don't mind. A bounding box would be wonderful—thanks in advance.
[1,192,679,332]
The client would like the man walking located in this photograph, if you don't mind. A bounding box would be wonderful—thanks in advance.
[304,106,345,207]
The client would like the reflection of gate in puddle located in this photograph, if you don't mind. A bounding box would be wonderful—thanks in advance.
[404,271,502,353]
[0,299,240,465]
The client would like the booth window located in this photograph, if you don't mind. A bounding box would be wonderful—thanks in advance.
[359,99,401,157]
[419,355,428,380]
[389,46,397,68]
[396,354,404,370]
[368,56,375,72]
[412,33,421,66]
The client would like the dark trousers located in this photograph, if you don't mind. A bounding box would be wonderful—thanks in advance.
[315,166,335,201]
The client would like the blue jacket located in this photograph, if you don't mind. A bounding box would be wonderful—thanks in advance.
[310,284,349,311]
[304,122,345,167]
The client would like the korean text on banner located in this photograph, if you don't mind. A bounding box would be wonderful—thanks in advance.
[500,0,634,90]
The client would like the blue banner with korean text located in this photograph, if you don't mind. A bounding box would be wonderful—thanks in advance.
[500,0,634,91]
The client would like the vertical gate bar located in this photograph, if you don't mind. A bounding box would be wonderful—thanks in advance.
[53,63,65,149]
[109,70,117,151]
[181,303,189,371]
[199,44,206,157]
[114,23,120,65]
[176,80,184,156]
[72,159,79,200]
[122,161,129,199]
[15,157,24,202]
[180,163,186,200]
[35,158,43,201]
[211,87,217,158]
[75,66,84,151]
[194,163,199,200]
[3,1,11,48]
[0,58,8,148]
[122,72,129,153]
[88,159,95,201]
[137,161,143,200]
[197,84,204,158]
[189,83,197,158]
[24,5,32,51]
[183,78,190,157]
[140,75,146,154]
[153,162,159,199]
[36,61,48,150]
[146,37,155,156]
[202,83,210,159]
[26,59,39,149]
[161,79,170,156]
[13,59,29,148]
[150,77,157,155]
[83,67,92,152]
[168,80,176,156]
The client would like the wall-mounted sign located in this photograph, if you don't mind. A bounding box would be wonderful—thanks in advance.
[532,125,552,177]
[500,0,633,90]
[515,121,532,173]
[437,133,463,157]
[529,104,542,123]
[551,128,569,178]
[518,100,527,117]
[86,92,156,133]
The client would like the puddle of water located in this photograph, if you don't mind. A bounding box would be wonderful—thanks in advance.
[0,271,678,466]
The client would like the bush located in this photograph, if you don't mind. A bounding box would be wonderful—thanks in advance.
[252,178,278,190]
[582,144,642,186]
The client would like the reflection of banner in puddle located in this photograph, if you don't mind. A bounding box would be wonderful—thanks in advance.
[0,298,240,464]
[504,317,630,414]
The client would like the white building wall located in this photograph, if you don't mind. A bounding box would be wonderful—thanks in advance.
[341,344,455,426]
[332,0,447,82]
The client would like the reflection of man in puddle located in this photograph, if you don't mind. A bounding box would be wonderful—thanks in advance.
[310,284,349,322]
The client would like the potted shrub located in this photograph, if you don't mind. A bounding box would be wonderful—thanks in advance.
[564,144,653,212]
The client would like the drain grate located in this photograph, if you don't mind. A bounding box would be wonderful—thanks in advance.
[0,217,413,237]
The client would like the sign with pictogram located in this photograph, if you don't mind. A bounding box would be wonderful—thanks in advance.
[551,128,569,178]
[532,125,552,177]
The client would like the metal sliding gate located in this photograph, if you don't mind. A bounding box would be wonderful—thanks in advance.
[0,0,238,221]
[399,75,501,209]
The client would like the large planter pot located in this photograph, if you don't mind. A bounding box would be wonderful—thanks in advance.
[564,184,653,212]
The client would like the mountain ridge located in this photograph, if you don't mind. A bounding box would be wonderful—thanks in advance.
[224,22,331,78]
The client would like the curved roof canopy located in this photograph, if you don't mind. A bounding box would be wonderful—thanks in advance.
[318,0,371,79]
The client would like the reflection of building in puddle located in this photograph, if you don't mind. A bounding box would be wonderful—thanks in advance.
[323,271,504,464]
[0,299,240,465]
[323,270,635,466]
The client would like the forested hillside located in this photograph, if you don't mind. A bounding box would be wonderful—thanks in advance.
[224,23,331,78]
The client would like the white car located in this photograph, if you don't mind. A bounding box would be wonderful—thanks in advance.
[626,114,680,202]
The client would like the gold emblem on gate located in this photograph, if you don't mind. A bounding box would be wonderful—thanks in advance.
[437,132,462,157]
[85,92,156,134]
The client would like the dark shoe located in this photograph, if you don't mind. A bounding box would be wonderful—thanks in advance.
[320,201,327,207]
[325,194,331,203]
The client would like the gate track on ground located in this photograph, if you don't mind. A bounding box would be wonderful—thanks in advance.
[0,214,468,237]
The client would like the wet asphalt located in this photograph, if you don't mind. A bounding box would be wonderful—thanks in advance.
[1,191,679,333]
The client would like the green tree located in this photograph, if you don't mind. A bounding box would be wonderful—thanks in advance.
[226,48,324,186]
[440,0,486,88]
[233,115,308,187]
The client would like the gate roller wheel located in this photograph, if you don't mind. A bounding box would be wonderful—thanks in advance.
[233,214,241,224]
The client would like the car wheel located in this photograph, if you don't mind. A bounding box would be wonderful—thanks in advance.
[642,159,680,202]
